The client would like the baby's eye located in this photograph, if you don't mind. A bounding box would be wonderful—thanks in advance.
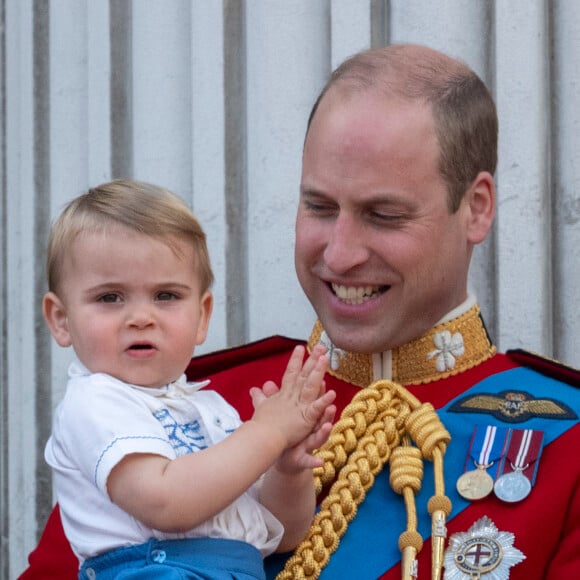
[156,292,178,302]
[98,293,121,303]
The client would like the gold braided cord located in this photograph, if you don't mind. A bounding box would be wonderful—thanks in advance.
[275,380,452,580]
[313,381,404,494]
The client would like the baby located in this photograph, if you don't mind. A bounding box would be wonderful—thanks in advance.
[43,179,335,579]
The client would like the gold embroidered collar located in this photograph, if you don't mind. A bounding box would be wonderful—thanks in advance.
[307,304,496,387]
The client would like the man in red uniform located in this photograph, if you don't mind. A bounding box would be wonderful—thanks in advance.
[21,44,579,579]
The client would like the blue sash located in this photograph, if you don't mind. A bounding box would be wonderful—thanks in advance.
[265,367,579,579]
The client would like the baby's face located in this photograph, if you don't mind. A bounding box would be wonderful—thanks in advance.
[46,228,212,388]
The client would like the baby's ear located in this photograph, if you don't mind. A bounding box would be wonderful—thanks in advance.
[43,292,72,347]
[194,290,214,346]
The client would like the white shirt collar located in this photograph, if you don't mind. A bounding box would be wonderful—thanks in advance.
[68,358,210,396]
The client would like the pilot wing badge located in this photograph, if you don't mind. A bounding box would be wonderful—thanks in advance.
[448,389,577,423]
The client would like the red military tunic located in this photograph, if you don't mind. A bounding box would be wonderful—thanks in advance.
[20,306,580,579]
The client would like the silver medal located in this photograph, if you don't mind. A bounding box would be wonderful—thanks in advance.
[494,470,532,503]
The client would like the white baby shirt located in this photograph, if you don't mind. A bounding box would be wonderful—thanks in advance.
[45,360,283,564]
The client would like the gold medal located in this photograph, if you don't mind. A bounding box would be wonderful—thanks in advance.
[457,425,509,501]
[456,464,494,501]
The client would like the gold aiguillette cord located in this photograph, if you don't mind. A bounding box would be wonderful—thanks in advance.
[275,381,452,580]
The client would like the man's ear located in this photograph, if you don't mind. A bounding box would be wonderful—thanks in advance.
[194,290,214,346]
[43,292,72,347]
[465,170,495,244]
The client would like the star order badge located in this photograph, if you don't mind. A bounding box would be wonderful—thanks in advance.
[444,516,525,579]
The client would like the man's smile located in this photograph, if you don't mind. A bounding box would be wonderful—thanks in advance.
[331,283,389,305]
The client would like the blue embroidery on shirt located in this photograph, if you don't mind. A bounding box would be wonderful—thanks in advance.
[214,416,237,435]
[153,408,210,456]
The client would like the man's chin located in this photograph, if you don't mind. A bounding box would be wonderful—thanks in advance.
[322,324,391,355]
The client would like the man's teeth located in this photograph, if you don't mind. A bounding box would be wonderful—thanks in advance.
[332,284,382,304]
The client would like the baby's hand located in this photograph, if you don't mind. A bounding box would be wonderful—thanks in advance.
[249,345,335,450]
[276,401,336,473]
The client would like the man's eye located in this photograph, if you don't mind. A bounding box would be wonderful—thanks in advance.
[156,292,177,302]
[369,210,407,225]
[98,293,121,303]
[304,200,336,215]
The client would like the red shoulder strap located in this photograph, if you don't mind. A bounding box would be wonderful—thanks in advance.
[185,335,305,381]
[506,349,580,387]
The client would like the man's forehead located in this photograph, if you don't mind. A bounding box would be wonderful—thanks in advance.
[319,83,429,114]
[306,89,434,148]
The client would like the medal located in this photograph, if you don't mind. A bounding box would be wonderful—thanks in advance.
[457,425,509,501]
[494,428,544,503]
[444,516,526,579]
[494,469,532,502]
[456,466,494,501]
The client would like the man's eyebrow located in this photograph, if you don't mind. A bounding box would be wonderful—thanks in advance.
[300,187,413,208]
[299,187,330,199]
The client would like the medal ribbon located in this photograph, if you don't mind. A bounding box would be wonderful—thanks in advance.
[500,428,544,484]
[465,425,509,479]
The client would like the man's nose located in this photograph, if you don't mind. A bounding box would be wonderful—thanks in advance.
[323,214,369,274]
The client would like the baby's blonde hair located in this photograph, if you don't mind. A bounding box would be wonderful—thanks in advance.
[47,179,214,295]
